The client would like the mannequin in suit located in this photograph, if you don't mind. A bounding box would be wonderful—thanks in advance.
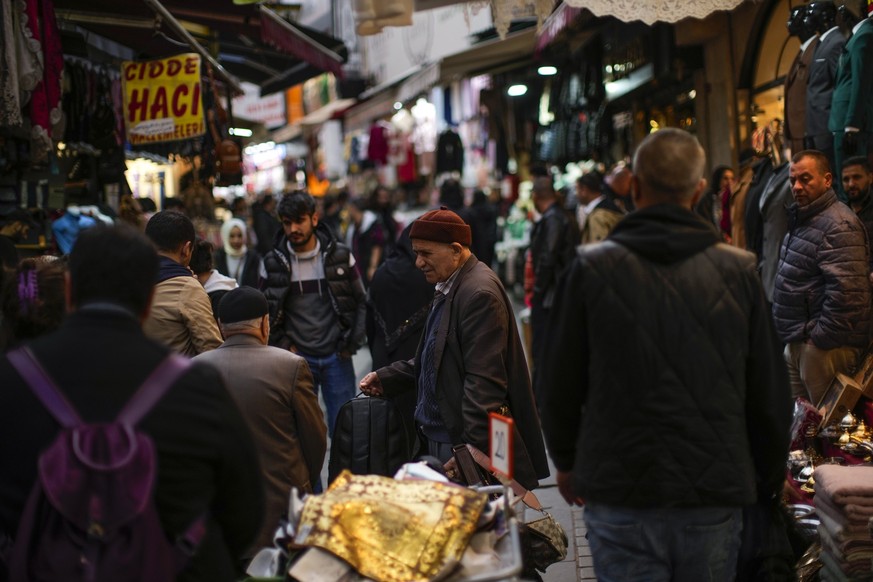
[829,0,873,197]
[804,0,845,173]
[784,5,820,155]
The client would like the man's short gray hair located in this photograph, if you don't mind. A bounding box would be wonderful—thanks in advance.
[633,128,706,203]
[219,316,262,335]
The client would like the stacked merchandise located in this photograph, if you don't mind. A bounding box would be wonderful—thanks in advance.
[814,465,873,581]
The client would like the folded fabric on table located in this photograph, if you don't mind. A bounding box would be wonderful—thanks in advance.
[817,502,870,537]
[817,489,873,523]
[814,466,873,504]
[819,523,873,565]
[819,546,872,581]
[816,492,871,528]
[294,470,488,582]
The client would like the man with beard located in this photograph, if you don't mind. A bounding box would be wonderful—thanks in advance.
[0,209,36,270]
[842,156,873,268]
[260,192,366,436]
[773,150,871,406]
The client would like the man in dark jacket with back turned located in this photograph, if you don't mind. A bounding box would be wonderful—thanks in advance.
[0,225,264,582]
[773,150,871,407]
[541,129,792,582]
[260,191,366,436]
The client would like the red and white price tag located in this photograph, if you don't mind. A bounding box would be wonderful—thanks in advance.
[489,412,514,479]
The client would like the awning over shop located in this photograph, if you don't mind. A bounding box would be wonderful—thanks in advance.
[396,63,441,105]
[439,27,537,82]
[53,0,348,96]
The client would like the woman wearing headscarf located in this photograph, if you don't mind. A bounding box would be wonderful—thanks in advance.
[214,218,261,288]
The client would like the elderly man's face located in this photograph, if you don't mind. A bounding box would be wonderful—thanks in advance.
[411,239,463,284]
[789,156,832,206]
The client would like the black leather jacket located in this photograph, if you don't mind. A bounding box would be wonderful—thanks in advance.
[529,203,575,308]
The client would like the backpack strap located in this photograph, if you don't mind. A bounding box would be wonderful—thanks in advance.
[7,347,83,428]
[117,354,192,426]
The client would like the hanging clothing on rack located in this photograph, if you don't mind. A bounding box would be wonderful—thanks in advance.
[22,0,64,165]
[0,0,23,127]
[367,121,390,164]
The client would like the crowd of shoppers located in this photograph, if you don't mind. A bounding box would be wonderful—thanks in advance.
[1,122,872,581]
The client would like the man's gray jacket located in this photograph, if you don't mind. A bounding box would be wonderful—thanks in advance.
[772,189,871,350]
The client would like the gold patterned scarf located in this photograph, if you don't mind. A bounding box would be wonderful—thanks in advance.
[295,471,488,582]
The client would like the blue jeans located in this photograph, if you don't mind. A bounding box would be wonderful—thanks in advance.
[298,351,356,437]
[583,503,743,582]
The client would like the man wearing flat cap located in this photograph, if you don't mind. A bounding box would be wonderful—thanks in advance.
[194,287,326,552]
[360,207,549,491]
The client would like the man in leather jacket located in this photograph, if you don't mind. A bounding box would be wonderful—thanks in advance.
[529,177,576,402]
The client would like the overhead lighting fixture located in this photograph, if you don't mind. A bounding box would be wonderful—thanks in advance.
[393,101,403,110]
[507,84,528,97]
[229,127,253,137]
[537,66,557,76]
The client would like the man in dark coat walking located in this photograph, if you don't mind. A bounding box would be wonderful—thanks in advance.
[360,208,549,491]
[540,129,792,581]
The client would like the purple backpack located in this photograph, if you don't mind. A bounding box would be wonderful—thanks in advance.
[6,347,205,582]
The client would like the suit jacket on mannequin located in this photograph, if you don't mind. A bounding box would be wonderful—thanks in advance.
[784,36,820,154]
[829,17,873,184]
[805,27,846,150]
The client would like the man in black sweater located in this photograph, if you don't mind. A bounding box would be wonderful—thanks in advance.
[0,225,264,581]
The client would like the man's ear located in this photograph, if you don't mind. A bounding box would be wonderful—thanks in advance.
[689,178,707,209]
[630,176,642,205]
[260,314,270,343]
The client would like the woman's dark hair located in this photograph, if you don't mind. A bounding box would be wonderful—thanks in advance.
[709,166,733,194]
[0,257,68,349]
[189,239,214,276]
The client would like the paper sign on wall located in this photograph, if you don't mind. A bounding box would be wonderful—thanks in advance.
[122,53,204,145]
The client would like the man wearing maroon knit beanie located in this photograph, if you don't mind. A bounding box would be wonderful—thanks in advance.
[360,207,549,491]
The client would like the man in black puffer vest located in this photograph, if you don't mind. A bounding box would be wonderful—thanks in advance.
[260,192,366,436]
[540,129,792,582]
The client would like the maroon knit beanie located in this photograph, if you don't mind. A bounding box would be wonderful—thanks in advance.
[410,206,472,246]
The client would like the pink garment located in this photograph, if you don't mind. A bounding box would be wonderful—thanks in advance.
[25,0,63,164]
[397,137,416,184]
[367,122,389,164]
[719,187,731,238]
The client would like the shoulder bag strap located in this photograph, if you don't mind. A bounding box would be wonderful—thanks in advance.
[117,355,192,426]
[7,347,83,428]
